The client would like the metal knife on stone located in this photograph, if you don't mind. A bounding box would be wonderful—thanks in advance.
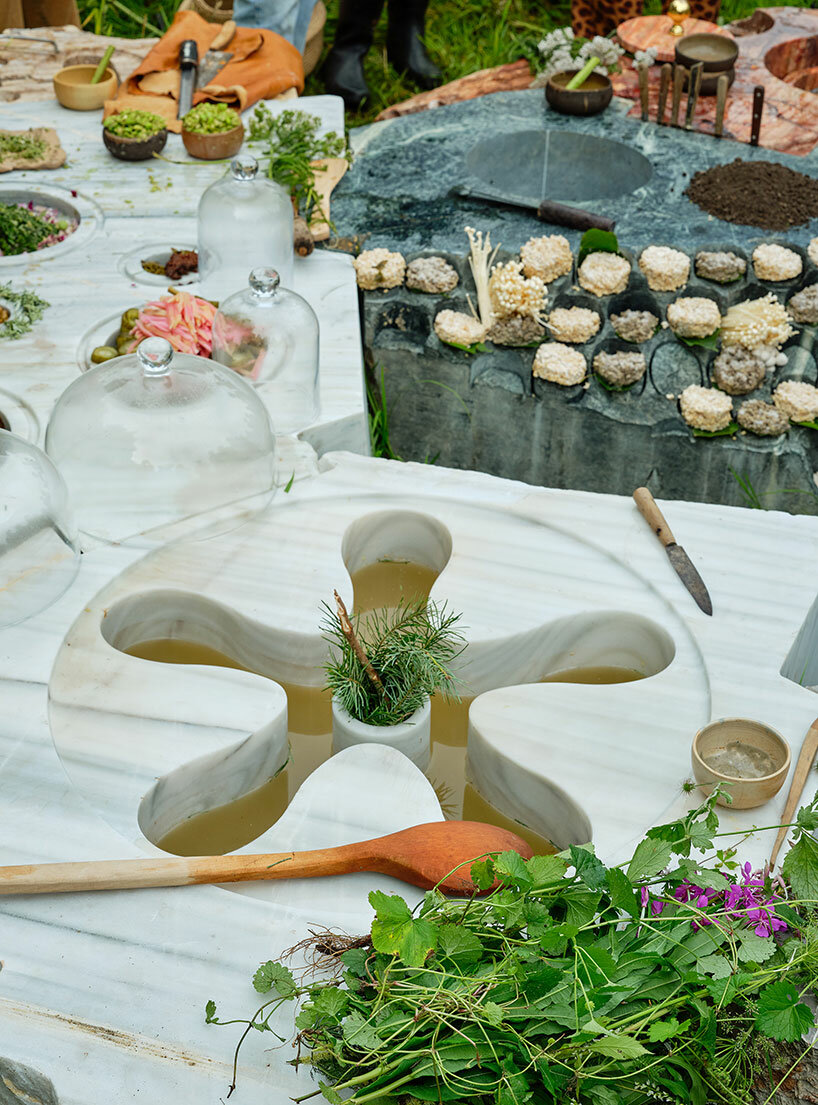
[453,183,615,232]
[633,487,713,615]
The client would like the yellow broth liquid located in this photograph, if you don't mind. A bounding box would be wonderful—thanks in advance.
[125,565,644,858]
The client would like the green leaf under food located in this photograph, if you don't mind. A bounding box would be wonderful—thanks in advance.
[578,228,620,268]
[755,980,814,1042]
[594,371,637,393]
[439,337,486,354]
[677,330,721,350]
[691,421,740,438]
[794,419,818,431]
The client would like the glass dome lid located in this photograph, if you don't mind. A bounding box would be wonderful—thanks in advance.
[211,268,320,435]
[197,154,294,302]
[0,429,79,627]
[45,337,277,543]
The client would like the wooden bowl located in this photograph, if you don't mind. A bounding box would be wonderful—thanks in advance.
[53,65,118,111]
[675,33,738,72]
[545,71,613,116]
[103,127,168,162]
[692,718,790,809]
[181,123,245,161]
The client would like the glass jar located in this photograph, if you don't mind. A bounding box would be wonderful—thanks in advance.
[210,268,320,434]
[197,154,294,301]
[0,429,79,626]
[45,337,276,542]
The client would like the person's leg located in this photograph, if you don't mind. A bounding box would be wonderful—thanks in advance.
[385,0,440,89]
[320,0,385,112]
[233,0,315,53]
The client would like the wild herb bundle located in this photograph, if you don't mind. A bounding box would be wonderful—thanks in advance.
[247,107,346,224]
[207,788,818,1105]
[0,202,67,257]
[322,595,465,727]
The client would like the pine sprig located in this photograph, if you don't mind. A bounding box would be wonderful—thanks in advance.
[322,594,465,726]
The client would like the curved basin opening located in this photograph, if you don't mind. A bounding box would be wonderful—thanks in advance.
[765,36,818,90]
[464,129,653,204]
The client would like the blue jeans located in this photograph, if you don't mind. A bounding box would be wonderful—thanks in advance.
[232,0,316,54]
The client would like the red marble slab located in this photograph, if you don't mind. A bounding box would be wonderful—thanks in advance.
[617,15,731,63]
[612,7,818,155]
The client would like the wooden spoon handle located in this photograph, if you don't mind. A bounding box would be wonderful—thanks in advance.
[770,718,818,870]
[0,843,372,897]
[294,214,315,256]
[633,487,676,547]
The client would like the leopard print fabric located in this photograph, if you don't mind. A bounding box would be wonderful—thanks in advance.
[570,0,721,40]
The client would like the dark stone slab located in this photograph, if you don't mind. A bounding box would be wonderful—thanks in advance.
[0,1057,59,1105]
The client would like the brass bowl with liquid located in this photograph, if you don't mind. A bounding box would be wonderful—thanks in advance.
[692,718,790,809]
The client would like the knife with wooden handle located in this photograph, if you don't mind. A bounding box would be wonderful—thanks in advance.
[657,63,671,125]
[750,85,764,146]
[714,73,729,138]
[638,65,650,122]
[671,64,685,128]
[633,487,713,615]
[769,718,818,870]
[684,62,703,130]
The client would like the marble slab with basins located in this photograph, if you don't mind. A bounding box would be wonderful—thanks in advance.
[0,95,367,458]
[2,449,818,1104]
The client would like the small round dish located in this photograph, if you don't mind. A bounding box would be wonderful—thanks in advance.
[53,64,118,110]
[545,71,613,116]
[182,123,245,161]
[675,32,738,72]
[692,718,790,809]
[102,127,168,162]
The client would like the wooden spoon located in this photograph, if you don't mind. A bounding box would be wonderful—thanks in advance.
[0,821,534,898]
[769,718,818,870]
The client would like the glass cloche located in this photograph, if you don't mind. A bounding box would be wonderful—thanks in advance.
[210,268,320,434]
[45,338,276,543]
[197,154,294,301]
[0,429,79,627]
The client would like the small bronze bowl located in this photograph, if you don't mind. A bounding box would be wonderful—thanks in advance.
[102,127,168,162]
[692,718,790,810]
[545,70,613,116]
[182,123,245,161]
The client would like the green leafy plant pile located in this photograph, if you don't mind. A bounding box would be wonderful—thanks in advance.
[247,106,346,224]
[0,133,46,160]
[0,202,69,258]
[323,596,465,727]
[207,788,818,1105]
[103,110,166,139]
[182,103,241,135]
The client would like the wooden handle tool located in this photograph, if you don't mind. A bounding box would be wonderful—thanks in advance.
[750,85,764,146]
[671,64,685,128]
[657,63,672,125]
[210,19,236,50]
[638,65,650,122]
[633,487,713,614]
[684,62,703,130]
[0,821,533,898]
[294,214,315,256]
[769,719,818,870]
[714,74,729,138]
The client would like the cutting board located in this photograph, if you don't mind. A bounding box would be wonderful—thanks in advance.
[309,156,347,242]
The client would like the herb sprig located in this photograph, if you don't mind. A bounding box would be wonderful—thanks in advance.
[207,788,818,1105]
[247,106,346,225]
[0,201,68,257]
[0,282,49,339]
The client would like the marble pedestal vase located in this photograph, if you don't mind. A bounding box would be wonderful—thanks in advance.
[332,696,432,771]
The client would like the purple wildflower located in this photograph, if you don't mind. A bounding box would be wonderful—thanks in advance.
[672,865,787,936]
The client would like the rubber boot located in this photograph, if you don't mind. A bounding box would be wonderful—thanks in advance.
[320,0,385,112]
[386,0,441,90]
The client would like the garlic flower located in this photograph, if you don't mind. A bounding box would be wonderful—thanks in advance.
[578,35,624,73]
[489,260,547,323]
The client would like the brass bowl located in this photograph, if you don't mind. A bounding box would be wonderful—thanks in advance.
[692,718,790,809]
[675,33,738,72]
[545,71,613,116]
[53,65,118,111]
[181,123,245,161]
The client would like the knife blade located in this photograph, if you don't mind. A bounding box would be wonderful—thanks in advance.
[750,84,764,146]
[197,19,236,88]
[714,73,728,138]
[453,184,615,232]
[177,38,198,118]
[633,487,713,615]
[671,64,684,127]
[684,62,703,131]
[657,63,671,125]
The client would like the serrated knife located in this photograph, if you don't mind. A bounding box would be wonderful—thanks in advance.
[633,487,713,615]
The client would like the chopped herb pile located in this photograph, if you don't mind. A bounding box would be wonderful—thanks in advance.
[0,282,49,340]
[247,105,346,222]
[182,102,241,135]
[103,110,166,139]
[0,201,75,257]
[207,787,818,1105]
[0,133,46,160]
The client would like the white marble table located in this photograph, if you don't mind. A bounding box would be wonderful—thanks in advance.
[2,449,818,1103]
[0,95,368,457]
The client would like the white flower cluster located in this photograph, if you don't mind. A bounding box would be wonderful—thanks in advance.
[536,26,580,78]
[633,46,658,70]
[489,260,548,322]
[578,35,624,72]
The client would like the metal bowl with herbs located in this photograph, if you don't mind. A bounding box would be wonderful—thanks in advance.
[182,103,244,160]
[102,110,167,161]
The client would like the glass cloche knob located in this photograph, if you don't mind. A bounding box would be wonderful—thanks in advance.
[249,268,280,298]
[0,429,79,627]
[231,154,259,181]
[138,336,174,375]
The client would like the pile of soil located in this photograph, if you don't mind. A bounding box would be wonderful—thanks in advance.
[685,159,818,230]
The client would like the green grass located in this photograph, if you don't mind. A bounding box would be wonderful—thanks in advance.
[79,0,815,124]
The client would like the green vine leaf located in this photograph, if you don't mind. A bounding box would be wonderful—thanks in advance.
[570,845,608,891]
[783,831,818,900]
[737,931,777,964]
[369,890,438,966]
[253,961,297,997]
[587,1033,649,1059]
[755,980,814,1042]
[626,838,673,883]
[648,1017,690,1043]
